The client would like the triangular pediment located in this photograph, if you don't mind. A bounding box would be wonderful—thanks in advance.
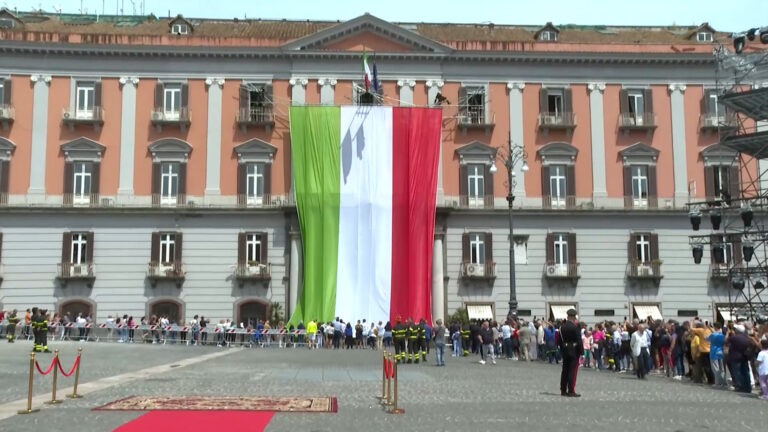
[538,142,578,158]
[282,14,451,53]
[619,142,659,158]
[456,141,497,163]
[234,138,277,163]
[60,137,105,162]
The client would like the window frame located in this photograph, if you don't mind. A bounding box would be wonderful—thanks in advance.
[631,165,649,207]
[72,161,92,206]
[712,165,730,199]
[635,234,651,263]
[549,164,567,208]
[159,233,176,265]
[160,162,179,206]
[246,162,265,205]
[70,233,88,265]
[466,163,485,207]
[539,30,557,41]
[553,233,569,266]
[75,82,95,118]
[465,86,486,124]
[171,23,189,35]
[546,89,564,115]
[163,85,182,119]
[697,32,713,42]
[627,91,645,116]
[469,233,486,265]
[246,234,263,264]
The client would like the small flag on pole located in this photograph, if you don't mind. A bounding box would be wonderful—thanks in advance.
[362,48,372,92]
[372,59,379,93]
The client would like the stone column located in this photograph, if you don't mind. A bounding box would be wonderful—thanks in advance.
[204,77,225,200]
[588,82,608,206]
[117,76,139,198]
[669,84,689,207]
[507,82,527,200]
[318,78,337,106]
[27,74,51,200]
[289,77,308,105]
[426,79,445,199]
[431,232,445,323]
[397,79,415,106]
[289,230,302,318]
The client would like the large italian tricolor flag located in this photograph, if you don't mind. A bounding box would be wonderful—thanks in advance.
[288,105,441,326]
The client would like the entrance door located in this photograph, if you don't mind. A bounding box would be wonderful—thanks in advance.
[150,301,181,324]
[239,301,268,328]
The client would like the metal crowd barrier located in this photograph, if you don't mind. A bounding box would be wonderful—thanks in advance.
[0,322,311,348]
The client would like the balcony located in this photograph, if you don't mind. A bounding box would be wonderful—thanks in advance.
[543,195,576,210]
[623,196,658,210]
[626,260,663,284]
[237,193,295,208]
[459,261,496,280]
[699,113,738,133]
[618,112,657,133]
[62,107,104,131]
[147,261,185,287]
[709,263,730,281]
[543,262,580,282]
[537,112,576,134]
[150,107,190,132]
[236,107,275,133]
[0,104,14,129]
[234,262,272,287]
[63,193,100,207]
[458,195,495,209]
[457,110,495,136]
[56,262,95,287]
[152,193,187,208]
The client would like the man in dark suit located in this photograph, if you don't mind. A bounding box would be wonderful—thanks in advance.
[559,308,582,397]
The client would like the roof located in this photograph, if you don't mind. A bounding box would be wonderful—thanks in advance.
[0,9,735,50]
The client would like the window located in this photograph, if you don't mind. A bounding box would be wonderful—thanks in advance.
[547,89,563,115]
[635,234,651,263]
[159,233,176,264]
[631,165,649,207]
[164,85,181,119]
[712,166,730,199]
[72,162,92,205]
[469,233,485,264]
[70,233,88,264]
[466,87,485,124]
[467,164,485,207]
[708,92,723,118]
[711,235,734,264]
[160,162,179,205]
[595,309,615,317]
[678,309,699,317]
[553,233,569,266]
[76,83,95,118]
[539,30,557,41]
[246,163,264,205]
[171,23,189,35]
[246,234,262,264]
[627,91,645,116]
[513,237,528,264]
[697,32,713,42]
[549,165,567,208]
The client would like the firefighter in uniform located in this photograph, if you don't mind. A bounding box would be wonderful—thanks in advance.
[393,316,407,363]
[407,317,420,364]
[418,318,427,362]
[460,321,471,356]
[6,309,19,343]
[39,309,51,353]
[30,307,40,352]
[559,308,582,397]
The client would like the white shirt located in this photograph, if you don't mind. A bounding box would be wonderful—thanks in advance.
[501,324,512,339]
[757,350,768,377]
[630,331,648,358]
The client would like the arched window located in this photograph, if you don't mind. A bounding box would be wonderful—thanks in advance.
[237,300,268,328]
[58,299,94,320]
[149,300,182,324]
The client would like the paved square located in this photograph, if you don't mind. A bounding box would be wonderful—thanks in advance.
[0,341,766,431]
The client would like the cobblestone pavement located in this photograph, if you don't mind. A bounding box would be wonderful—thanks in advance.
[0,341,766,431]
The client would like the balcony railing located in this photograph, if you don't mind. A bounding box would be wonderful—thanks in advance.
[618,112,657,130]
[623,196,658,210]
[152,193,187,208]
[0,104,14,127]
[237,193,295,208]
[150,107,191,130]
[543,262,580,280]
[459,261,496,280]
[699,113,738,131]
[458,195,495,209]
[234,263,272,286]
[626,261,663,283]
[147,261,185,287]
[709,263,730,280]
[458,110,495,135]
[236,107,275,126]
[542,195,576,210]
[57,262,95,287]
[63,193,100,207]
[62,106,104,130]
[537,112,576,130]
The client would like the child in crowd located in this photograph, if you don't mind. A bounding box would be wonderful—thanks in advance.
[452,329,461,357]
[757,339,768,400]
[582,330,592,368]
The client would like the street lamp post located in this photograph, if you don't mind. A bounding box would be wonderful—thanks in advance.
[490,143,528,319]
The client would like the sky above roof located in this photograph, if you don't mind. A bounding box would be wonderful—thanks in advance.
[5,0,765,32]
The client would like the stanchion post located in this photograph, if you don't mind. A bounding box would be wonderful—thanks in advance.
[67,347,83,399]
[17,352,40,414]
[379,351,387,400]
[386,353,393,407]
[46,349,62,405]
[389,351,404,414]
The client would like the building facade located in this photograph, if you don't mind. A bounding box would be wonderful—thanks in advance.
[0,10,760,325]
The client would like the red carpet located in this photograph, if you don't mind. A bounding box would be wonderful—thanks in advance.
[113,410,274,432]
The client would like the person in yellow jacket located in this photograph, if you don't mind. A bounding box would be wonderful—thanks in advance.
[6,310,19,343]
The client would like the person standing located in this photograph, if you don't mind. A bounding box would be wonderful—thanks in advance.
[706,322,727,388]
[433,319,446,366]
[477,320,495,365]
[725,324,755,393]
[501,320,513,359]
[393,316,407,363]
[30,307,40,352]
[559,309,581,396]
[631,323,650,379]
[518,321,531,361]
[756,339,768,400]
[407,318,420,364]
[6,309,19,343]
[307,319,317,349]
[460,321,471,356]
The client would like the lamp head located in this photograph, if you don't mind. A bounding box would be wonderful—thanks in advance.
[521,161,529,172]
[489,163,498,174]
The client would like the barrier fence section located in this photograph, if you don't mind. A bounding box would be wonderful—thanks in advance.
[0,322,310,347]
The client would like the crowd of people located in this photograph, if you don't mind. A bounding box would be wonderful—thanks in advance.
[2,308,767,399]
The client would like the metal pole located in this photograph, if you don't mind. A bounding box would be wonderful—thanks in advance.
[18,352,39,414]
[46,349,62,404]
[67,347,83,399]
[379,351,386,399]
[507,162,518,318]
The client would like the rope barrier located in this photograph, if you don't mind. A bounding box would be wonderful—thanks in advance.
[56,355,80,377]
[35,357,57,375]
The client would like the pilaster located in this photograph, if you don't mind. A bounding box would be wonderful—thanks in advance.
[204,77,225,199]
[668,83,689,207]
[318,78,337,106]
[117,76,139,198]
[289,77,308,105]
[397,79,415,106]
[588,82,608,206]
[426,79,445,199]
[507,81,527,200]
[27,74,51,200]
